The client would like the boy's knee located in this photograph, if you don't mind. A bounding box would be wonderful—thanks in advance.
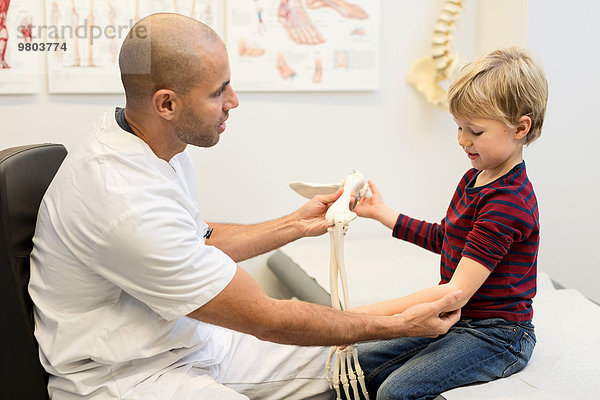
[377,377,432,400]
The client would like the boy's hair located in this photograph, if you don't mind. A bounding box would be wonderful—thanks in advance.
[448,47,548,145]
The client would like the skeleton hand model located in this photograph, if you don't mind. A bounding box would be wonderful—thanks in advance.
[406,0,465,110]
[290,171,370,400]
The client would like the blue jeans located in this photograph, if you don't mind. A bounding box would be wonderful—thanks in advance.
[357,318,536,400]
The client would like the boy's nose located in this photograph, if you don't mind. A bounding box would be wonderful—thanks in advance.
[457,131,471,147]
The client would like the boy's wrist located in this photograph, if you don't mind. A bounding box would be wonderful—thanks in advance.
[377,205,400,230]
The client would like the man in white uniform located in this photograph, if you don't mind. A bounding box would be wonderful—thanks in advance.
[29,13,463,399]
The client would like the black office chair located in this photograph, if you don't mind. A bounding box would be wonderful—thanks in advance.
[0,144,67,400]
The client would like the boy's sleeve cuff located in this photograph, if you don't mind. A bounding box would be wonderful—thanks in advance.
[392,214,406,238]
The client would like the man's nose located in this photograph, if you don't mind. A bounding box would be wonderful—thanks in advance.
[224,87,239,111]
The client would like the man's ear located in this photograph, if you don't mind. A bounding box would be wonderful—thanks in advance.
[515,115,532,140]
[152,89,179,121]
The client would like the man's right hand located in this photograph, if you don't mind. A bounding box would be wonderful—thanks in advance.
[395,290,463,338]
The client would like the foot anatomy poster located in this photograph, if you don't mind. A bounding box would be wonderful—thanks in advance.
[0,0,43,94]
[45,0,223,94]
[226,0,380,92]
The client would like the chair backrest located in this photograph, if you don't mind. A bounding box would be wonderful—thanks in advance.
[0,144,67,400]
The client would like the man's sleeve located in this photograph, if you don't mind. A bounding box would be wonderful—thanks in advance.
[91,203,237,321]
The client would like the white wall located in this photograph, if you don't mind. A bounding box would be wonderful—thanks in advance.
[2,1,597,302]
[526,0,600,302]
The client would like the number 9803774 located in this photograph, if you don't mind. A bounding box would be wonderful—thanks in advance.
[18,42,67,51]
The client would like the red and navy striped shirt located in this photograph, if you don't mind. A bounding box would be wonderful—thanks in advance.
[393,162,538,322]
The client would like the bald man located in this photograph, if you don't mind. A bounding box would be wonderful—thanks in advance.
[29,13,462,399]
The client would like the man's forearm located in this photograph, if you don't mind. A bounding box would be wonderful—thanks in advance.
[253,298,405,346]
[194,291,459,346]
[206,214,302,262]
[189,267,461,345]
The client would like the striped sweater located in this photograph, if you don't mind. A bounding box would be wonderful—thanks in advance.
[393,162,538,322]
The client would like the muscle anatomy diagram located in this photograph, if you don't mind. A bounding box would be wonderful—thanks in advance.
[0,0,10,68]
[44,0,222,93]
[0,0,42,93]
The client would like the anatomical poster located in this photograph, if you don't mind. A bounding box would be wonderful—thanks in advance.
[226,0,380,92]
[0,0,43,94]
[45,0,223,94]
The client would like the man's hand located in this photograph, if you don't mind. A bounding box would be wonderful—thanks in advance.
[294,188,343,237]
[396,290,463,338]
[205,188,349,261]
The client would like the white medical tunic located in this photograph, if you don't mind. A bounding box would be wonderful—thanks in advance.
[29,110,237,399]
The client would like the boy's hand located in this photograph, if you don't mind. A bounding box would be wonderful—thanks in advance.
[354,180,385,220]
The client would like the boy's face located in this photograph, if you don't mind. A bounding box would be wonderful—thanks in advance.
[454,116,526,181]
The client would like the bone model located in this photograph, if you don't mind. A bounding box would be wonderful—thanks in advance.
[406,0,465,110]
[290,171,370,400]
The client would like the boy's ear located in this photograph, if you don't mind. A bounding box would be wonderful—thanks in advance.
[514,115,532,140]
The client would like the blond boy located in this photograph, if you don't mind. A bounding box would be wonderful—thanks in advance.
[353,47,548,399]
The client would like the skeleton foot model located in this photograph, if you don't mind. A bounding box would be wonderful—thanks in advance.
[290,171,370,400]
[406,0,465,110]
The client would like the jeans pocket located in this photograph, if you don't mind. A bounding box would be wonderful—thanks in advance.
[502,330,536,378]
